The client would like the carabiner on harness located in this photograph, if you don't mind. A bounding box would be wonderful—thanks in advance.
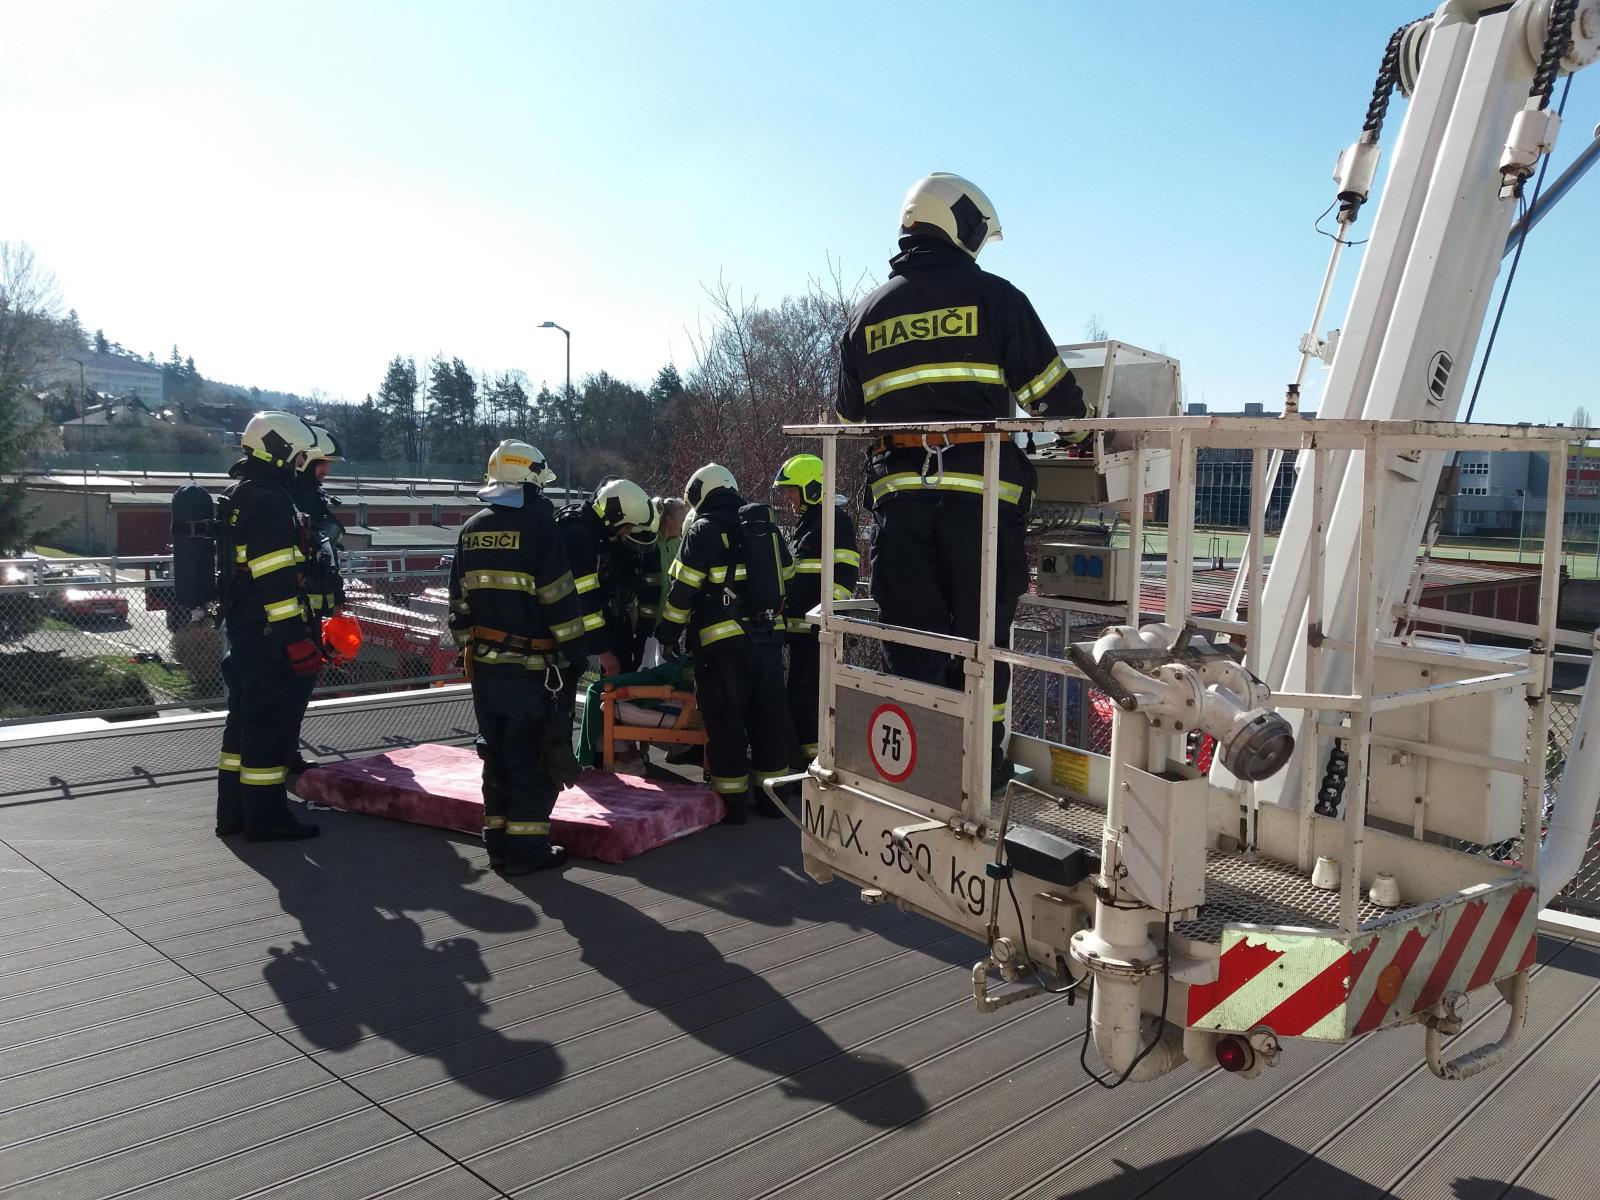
[544,660,564,696]
[919,433,949,489]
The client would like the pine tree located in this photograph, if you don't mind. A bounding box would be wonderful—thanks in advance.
[376,355,420,466]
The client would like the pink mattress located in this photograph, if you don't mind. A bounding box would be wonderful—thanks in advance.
[293,743,723,863]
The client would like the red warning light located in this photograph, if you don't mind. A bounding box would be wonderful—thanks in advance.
[1215,1036,1254,1073]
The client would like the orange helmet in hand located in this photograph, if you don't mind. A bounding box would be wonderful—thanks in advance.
[322,612,362,662]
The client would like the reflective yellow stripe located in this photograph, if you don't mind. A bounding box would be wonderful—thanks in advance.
[869,472,1023,505]
[537,573,577,604]
[833,583,853,600]
[1015,355,1069,405]
[668,560,705,586]
[246,548,299,578]
[549,616,586,643]
[699,619,744,645]
[754,769,788,783]
[264,598,303,623]
[464,570,537,594]
[992,702,1008,723]
[836,548,861,567]
[711,775,749,794]
[792,560,823,574]
[580,612,606,631]
[218,752,241,772]
[785,617,813,633]
[800,743,819,758]
[234,546,247,563]
[448,624,471,647]
[661,604,690,625]
[708,565,728,584]
[483,815,507,829]
[240,766,288,786]
[506,821,551,836]
[861,361,1004,403]
[574,573,600,594]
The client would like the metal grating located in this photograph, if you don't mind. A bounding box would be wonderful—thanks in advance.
[996,791,1382,942]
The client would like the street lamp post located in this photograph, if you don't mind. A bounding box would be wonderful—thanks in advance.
[538,321,573,499]
[77,359,90,553]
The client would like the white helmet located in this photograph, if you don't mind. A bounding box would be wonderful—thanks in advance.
[484,439,556,487]
[300,425,344,471]
[242,411,318,470]
[592,478,653,534]
[900,172,1002,258]
[685,463,738,511]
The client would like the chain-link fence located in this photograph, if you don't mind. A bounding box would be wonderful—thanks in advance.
[1545,692,1600,917]
[0,555,461,725]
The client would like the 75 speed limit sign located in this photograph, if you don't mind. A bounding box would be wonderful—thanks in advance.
[866,703,917,783]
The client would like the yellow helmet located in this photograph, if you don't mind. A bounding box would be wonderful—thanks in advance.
[772,453,824,507]
[300,425,344,471]
[241,411,317,470]
[900,172,1002,258]
[484,439,555,487]
[592,478,653,534]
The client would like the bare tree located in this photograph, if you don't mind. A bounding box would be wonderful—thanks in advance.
[1572,405,1591,429]
[0,242,64,376]
[1083,312,1110,343]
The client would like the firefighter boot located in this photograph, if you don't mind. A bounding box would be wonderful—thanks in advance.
[720,789,750,825]
[216,752,244,837]
[501,842,568,875]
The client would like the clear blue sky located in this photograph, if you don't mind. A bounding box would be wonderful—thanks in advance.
[4,1,1596,424]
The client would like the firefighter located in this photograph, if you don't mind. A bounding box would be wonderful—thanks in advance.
[284,424,346,774]
[215,411,326,842]
[656,464,796,822]
[773,453,859,762]
[836,172,1089,792]
[447,440,587,874]
[555,478,655,682]
[636,497,688,668]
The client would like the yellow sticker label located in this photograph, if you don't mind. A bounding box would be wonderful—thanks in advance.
[462,530,521,552]
[1050,746,1090,795]
[864,305,978,354]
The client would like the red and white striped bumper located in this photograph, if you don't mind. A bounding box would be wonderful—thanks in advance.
[1185,881,1537,1041]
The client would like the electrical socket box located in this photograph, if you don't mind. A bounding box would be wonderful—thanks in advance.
[1038,541,1130,604]
[1028,340,1181,507]
[1029,892,1089,961]
[1367,640,1527,844]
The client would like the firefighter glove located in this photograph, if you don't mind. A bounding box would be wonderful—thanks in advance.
[284,638,325,677]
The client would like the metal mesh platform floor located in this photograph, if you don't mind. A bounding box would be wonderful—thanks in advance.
[1003,791,1382,941]
[3,717,1599,1199]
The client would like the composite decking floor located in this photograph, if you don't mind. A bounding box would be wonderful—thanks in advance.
[2,714,1598,1199]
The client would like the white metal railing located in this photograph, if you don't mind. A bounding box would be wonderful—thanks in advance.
[789,414,1599,934]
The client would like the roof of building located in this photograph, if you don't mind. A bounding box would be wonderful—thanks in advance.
[345,524,462,548]
[1132,554,1544,619]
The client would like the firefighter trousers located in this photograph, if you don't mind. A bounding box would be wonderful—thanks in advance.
[868,491,1026,759]
[217,623,307,835]
[787,631,821,761]
[472,667,561,869]
[694,636,795,819]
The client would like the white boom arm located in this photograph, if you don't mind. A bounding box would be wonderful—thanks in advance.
[1244,0,1600,811]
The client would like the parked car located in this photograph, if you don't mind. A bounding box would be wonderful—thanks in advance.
[48,568,129,622]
